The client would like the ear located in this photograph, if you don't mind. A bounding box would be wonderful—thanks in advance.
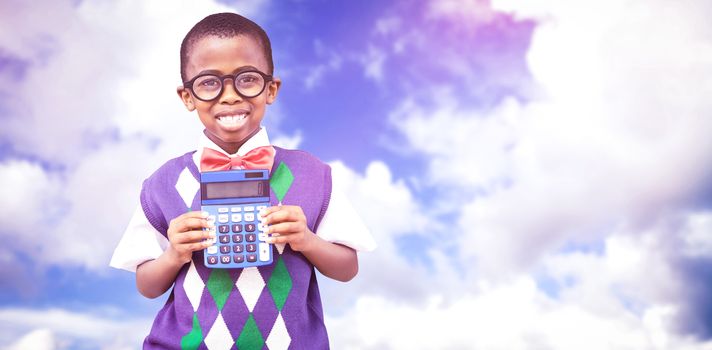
[266,77,281,105]
[177,86,196,111]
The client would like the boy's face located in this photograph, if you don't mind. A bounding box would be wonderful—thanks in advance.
[178,35,280,146]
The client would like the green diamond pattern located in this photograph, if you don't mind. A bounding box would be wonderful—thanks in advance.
[267,256,293,311]
[206,269,233,311]
[236,314,265,350]
[270,162,294,203]
[180,313,203,350]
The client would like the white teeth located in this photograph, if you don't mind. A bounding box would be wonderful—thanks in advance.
[217,113,247,126]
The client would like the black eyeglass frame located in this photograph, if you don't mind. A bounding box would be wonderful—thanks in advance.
[182,70,274,102]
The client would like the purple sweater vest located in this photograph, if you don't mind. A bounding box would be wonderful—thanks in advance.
[139,147,332,349]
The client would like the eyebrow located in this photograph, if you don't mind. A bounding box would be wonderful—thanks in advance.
[195,66,262,76]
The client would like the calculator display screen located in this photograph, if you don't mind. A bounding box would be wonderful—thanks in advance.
[203,180,268,199]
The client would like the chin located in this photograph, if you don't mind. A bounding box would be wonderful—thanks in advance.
[219,134,248,144]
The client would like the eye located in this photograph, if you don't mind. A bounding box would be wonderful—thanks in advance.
[193,75,221,90]
[237,73,261,85]
[200,78,220,87]
[239,77,255,84]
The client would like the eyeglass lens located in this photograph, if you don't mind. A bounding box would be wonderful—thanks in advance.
[192,72,266,100]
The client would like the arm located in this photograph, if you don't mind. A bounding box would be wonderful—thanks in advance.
[262,206,359,282]
[136,211,215,298]
[302,236,358,282]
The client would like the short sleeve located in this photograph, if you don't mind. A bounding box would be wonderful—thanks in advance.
[109,204,169,272]
[316,185,377,252]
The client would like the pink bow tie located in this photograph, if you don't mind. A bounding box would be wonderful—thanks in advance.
[200,146,275,172]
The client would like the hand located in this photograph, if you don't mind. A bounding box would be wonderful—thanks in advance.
[261,205,316,252]
[165,211,215,265]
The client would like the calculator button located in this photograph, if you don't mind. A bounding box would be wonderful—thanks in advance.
[246,234,256,242]
[257,223,265,231]
[243,206,255,212]
[218,214,229,223]
[219,235,230,244]
[234,254,245,263]
[259,243,270,261]
[246,244,256,252]
[245,224,256,232]
[220,255,231,264]
[233,244,244,253]
[218,207,229,213]
[220,246,230,254]
[218,225,230,234]
[231,206,242,212]
[232,234,243,243]
[232,224,243,233]
[257,205,267,211]
[231,214,242,222]
[247,254,257,263]
[207,246,218,255]
[207,215,216,223]
[244,213,255,222]
[207,256,218,265]
[258,233,268,241]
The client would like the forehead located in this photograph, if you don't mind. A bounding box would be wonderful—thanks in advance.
[186,34,268,77]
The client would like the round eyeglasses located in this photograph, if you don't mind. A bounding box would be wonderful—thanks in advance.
[183,70,273,102]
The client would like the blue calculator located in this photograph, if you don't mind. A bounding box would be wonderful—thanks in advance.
[200,169,273,268]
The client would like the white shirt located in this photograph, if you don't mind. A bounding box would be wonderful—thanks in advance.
[110,127,376,272]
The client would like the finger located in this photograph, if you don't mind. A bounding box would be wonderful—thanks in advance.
[259,205,287,221]
[185,240,213,252]
[173,229,215,244]
[259,205,277,217]
[266,235,287,244]
[172,217,214,233]
[262,207,302,225]
[266,222,303,235]
[169,211,210,229]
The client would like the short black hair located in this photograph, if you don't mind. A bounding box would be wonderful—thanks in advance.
[180,12,274,82]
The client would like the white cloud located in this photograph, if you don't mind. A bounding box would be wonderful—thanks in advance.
[47,139,162,269]
[271,130,303,150]
[320,160,466,309]
[680,212,712,258]
[330,160,430,239]
[327,276,712,350]
[374,16,402,36]
[324,210,712,348]
[0,160,64,233]
[302,40,344,90]
[543,232,676,318]
[389,95,521,191]
[0,307,151,349]
[426,0,494,23]
[387,0,712,276]
[4,329,56,350]
[360,45,387,82]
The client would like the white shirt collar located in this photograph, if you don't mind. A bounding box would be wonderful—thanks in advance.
[193,127,272,167]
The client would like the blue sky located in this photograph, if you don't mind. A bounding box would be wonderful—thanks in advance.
[1,0,712,348]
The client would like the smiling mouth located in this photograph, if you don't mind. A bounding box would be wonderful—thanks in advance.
[216,113,248,127]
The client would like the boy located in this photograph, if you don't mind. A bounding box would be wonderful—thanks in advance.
[110,12,376,349]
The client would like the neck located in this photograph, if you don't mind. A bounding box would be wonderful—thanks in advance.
[204,127,261,155]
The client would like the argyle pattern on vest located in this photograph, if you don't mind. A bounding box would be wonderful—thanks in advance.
[139,147,332,350]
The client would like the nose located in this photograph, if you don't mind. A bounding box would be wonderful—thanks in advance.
[219,77,243,104]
